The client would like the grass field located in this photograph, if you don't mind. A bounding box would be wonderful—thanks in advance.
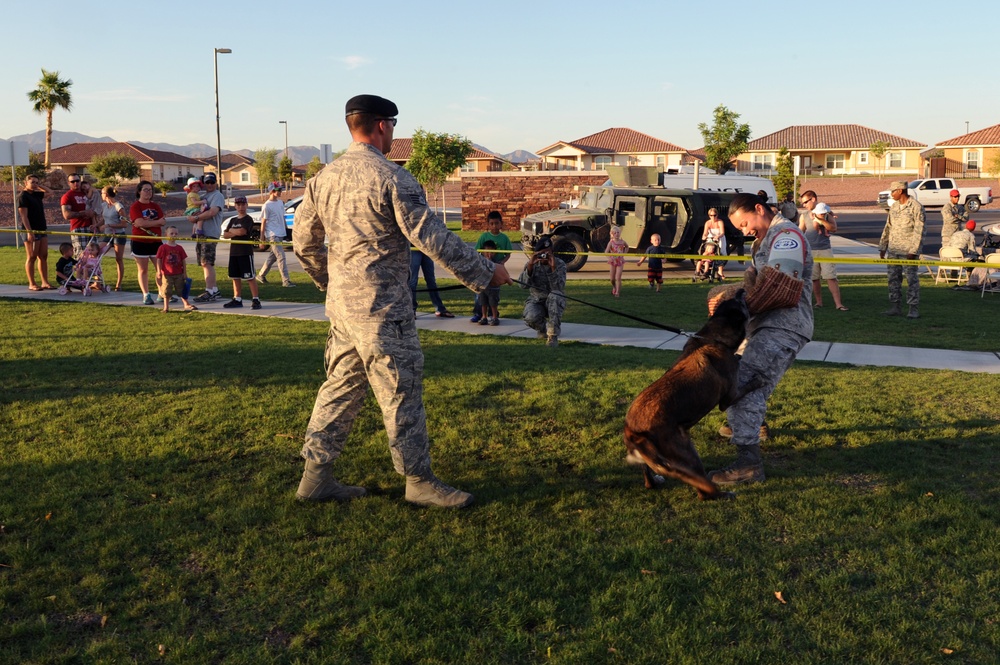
[1,295,999,663]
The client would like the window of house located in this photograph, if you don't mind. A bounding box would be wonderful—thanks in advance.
[825,154,845,169]
[240,172,250,183]
[752,154,772,170]
[595,155,612,170]
[888,152,903,168]
[858,152,869,165]
[656,156,665,170]
[967,150,979,170]
[460,161,475,172]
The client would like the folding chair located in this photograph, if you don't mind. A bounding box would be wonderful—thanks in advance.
[935,247,968,285]
[981,253,1000,298]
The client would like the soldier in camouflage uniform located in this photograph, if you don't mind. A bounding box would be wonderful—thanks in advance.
[879,181,925,319]
[519,236,567,347]
[940,189,968,244]
[292,94,513,509]
[710,194,813,486]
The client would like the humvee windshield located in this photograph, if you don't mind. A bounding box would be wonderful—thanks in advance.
[579,188,613,211]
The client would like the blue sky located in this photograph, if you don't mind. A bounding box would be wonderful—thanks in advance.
[2,0,994,156]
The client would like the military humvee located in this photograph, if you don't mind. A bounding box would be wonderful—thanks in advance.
[519,167,751,272]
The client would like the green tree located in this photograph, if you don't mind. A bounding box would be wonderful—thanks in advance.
[0,151,45,184]
[697,104,751,174]
[254,148,278,193]
[869,141,889,178]
[88,151,140,187]
[27,69,73,169]
[278,155,293,188]
[405,129,472,196]
[304,156,323,180]
[153,181,174,198]
[773,147,795,202]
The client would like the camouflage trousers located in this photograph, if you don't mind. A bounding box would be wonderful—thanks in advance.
[522,293,566,338]
[301,318,431,476]
[725,327,808,448]
[886,252,920,305]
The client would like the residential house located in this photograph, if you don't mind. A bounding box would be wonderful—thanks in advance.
[386,138,510,175]
[932,124,1000,178]
[536,128,687,172]
[48,142,206,183]
[199,153,258,186]
[737,125,926,176]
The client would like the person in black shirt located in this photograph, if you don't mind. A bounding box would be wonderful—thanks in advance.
[221,196,261,310]
[17,174,52,290]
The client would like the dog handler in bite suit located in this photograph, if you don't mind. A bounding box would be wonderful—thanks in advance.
[709,193,813,486]
[292,94,513,508]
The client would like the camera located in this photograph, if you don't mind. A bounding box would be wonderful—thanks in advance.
[537,252,548,260]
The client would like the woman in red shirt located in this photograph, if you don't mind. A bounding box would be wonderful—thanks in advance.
[129,180,164,305]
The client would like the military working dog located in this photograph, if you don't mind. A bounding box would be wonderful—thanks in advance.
[623,289,758,500]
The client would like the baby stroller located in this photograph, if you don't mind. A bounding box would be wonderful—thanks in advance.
[692,237,725,283]
[59,243,111,296]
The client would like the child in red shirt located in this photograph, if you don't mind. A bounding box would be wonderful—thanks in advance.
[155,226,197,313]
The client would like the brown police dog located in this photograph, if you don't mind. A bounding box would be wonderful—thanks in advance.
[623,289,759,500]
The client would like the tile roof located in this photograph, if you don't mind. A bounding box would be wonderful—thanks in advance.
[747,125,925,151]
[544,128,686,155]
[935,123,1000,147]
[386,138,505,163]
[48,142,205,166]
[196,153,255,169]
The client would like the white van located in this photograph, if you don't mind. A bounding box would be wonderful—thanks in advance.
[660,166,777,204]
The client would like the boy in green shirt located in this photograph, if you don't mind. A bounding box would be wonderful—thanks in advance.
[470,210,512,322]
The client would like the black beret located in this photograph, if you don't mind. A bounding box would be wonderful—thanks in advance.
[532,236,553,252]
[345,94,398,118]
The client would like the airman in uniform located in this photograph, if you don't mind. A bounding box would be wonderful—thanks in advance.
[879,181,925,319]
[292,94,512,508]
[940,189,968,244]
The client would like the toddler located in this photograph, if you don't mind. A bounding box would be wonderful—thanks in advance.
[605,225,628,297]
[184,178,206,237]
[55,242,78,290]
[155,226,197,313]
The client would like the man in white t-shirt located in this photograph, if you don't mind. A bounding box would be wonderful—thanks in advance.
[256,183,295,287]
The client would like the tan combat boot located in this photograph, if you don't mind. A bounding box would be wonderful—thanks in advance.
[882,302,902,316]
[405,472,474,508]
[546,335,559,348]
[296,460,367,502]
[907,305,920,319]
[708,444,765,486]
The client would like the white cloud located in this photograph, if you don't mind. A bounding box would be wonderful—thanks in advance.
[339,56,371,70]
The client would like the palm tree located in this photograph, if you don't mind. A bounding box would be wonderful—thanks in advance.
[27,69,73,169]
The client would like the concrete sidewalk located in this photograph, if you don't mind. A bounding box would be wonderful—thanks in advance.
[2,283,998,374]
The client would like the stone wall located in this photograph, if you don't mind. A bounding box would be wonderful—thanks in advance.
[461,172,608,231]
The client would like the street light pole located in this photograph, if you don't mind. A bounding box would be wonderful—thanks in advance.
[279,120,288,159]
[214,47,232,180]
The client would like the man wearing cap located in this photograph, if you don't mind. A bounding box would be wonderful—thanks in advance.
[940,189,968,244]
[292,94,513,509]
[256,183,294,287]
[189,172,226,302]
[948,220,980,263]
[518,236,567,347]
[878,181,925,319]
[61,175,98,257]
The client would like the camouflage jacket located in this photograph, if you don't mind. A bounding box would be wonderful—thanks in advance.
[293,142,494,323]
[879,197,925,256]
[748,216,813,341]
[518,258,567,300]
[940,202,968,239]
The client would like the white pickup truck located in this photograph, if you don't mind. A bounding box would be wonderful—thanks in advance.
[877,178,992,212]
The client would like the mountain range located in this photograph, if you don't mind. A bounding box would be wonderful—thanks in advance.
[3,130,537,165]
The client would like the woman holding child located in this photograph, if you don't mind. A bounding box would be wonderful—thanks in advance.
[129,180,164,305]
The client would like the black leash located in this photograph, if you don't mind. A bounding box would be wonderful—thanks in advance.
[415,279,693,336]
